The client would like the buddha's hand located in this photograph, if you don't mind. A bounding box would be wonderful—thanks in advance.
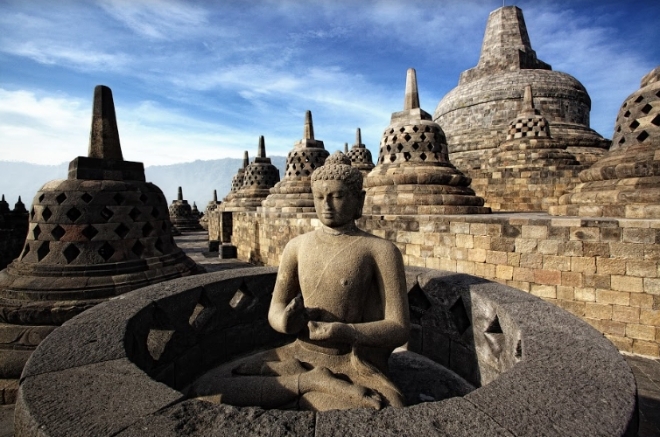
[308,321,354,344]
[283,295,307,334]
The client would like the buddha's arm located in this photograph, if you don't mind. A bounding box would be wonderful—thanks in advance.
[268,239,305,334]
[309,243,410,349]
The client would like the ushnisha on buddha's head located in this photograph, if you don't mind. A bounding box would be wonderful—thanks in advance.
[311,151,365,229]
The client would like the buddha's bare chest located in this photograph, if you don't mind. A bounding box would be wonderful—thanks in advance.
[297,236,374,320]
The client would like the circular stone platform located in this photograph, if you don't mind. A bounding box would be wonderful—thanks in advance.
[15,267,638,436]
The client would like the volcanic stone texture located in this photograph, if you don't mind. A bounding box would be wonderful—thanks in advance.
[230,136,281,210]
[364,69,489,215]
[434,6,608,176]
[261,111,329,213]
[169,187,203,231]
[472,86,587,212]
[0,85,202,382]
[551,67,660,219]
[15,268,638,436]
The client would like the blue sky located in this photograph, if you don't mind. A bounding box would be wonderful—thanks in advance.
[1,0,658,166]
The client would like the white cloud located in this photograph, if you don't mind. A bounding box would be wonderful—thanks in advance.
[98,0,209,40]
[0,89,89,164]
[523,5,653,138]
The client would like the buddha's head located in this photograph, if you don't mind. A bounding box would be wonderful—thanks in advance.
[311,152,365,228]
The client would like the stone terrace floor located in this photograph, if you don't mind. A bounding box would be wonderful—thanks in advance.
[0,231,658,436]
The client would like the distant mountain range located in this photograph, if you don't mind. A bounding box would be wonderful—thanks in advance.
[0,157,287,211]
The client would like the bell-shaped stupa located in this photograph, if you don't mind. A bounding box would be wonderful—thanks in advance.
[261,111,329,213]
[223,151,249,205]
[346,128,375,176]
[434,6,608,173]
[231,136,281,209]
[476,85,585,211]
[168,187,203,231]
[0,85,202,379]
[199,190,220,230]
[551,67,660,218]
[363,69,489,215]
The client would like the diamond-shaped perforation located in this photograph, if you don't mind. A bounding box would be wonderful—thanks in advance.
[98,242,115,261]
[139,193,148,204]
[408,283,431,324]
[142,222,154,237]
[651,114,660,127]
[55,193,67,204]
[30,208,35,220]
[641,104,653,114]
[449,298,471,335]
[42,207,52,222]
[33,225,41,239]
[115,223,130,239]
[38,194,45,203]
[629,120,640,130]
[100,207,114,221]
[36,241,50,261]
[113,193,125,205]
[229,281,256,312]
[637,131,650,142]
[129,207,141,221]
[66,207,81,222]
[62,244,80,263]
[131,240,144,257]
[485,315,503,334]
[151,207,160,219]
[81,192,93,203]
[51,225,66,240]
[634,95,644,103]
[82,225,98,240]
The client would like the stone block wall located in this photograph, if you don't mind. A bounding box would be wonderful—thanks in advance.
[469,167,583,211]
[230,211,660,358]
[232,211,320,265]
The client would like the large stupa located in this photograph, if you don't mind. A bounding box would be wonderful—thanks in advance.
[434,6,609,173]
[0,85,202,380]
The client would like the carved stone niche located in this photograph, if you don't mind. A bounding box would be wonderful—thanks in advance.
[16,267,637,436]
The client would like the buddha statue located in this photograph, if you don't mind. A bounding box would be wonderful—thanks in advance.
[190,152,410,411]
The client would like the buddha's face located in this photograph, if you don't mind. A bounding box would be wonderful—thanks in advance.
[312,179,365,228]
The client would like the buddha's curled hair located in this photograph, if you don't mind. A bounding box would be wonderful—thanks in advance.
[311,151,363,192]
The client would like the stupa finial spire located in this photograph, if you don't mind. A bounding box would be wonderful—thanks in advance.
[523,85,534,111]
[177,186,183,201]
[213,189,217,202]
[344,143,349,153]
[88,85,123,161]
[303,110,315,140]
[258,136,266,158]
[243,151,249,168]
[404,68,420,110]
[355,128,362,146]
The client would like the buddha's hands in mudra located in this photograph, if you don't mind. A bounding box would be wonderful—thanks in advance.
[308,320,354,343]
[282,296,355,344]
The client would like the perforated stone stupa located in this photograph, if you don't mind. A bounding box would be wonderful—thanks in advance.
[200,190,220,230]
[261,111,329,213]
[363,68,489,215]
[229,136,281,209]
[551,67,660,218]
[434,6,609,173]
[470,85,585,211]
[346,128,375,175]
[223,151,249,205]
[0,85,201,379]
[168,187,203,231]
